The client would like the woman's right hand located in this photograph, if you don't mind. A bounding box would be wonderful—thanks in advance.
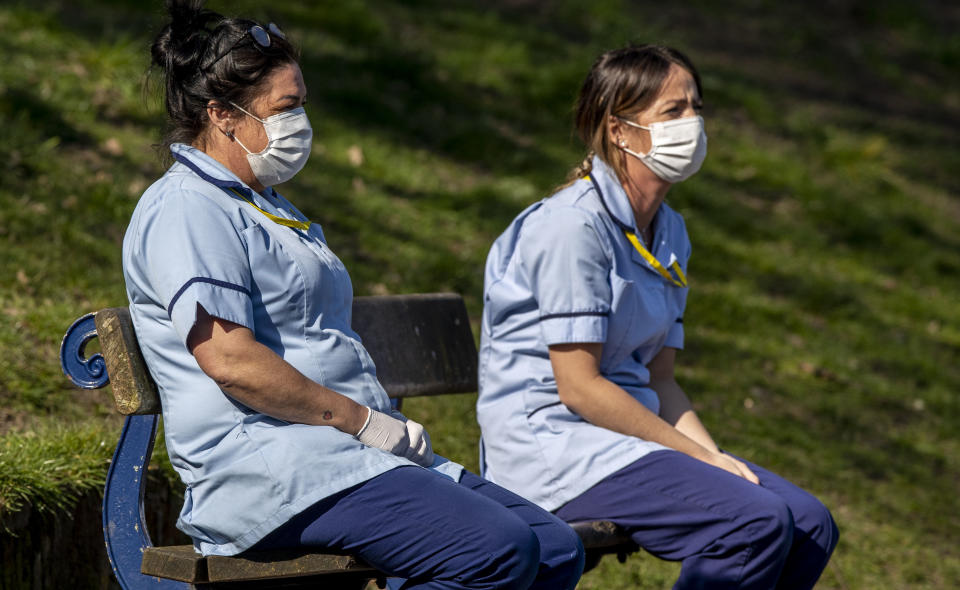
[355,408,434,467]
[703,452,760,484]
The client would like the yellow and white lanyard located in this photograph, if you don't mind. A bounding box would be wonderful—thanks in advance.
[228,187,311,231]
[623,230,687,287]
[586,175,688,288]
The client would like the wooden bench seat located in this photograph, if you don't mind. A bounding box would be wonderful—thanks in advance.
[60,293,639,588]
[139,518,636,585]
[141,544,377,585]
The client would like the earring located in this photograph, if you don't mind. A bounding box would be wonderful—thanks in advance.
[224,129,235,140]
[619,139,626,147]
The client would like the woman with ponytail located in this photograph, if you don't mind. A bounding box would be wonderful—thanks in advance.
[122,2,584,587]
[477,45,838,588]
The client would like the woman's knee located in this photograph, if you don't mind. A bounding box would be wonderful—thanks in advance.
[467,517,587,589]
[797,495,840,556]
[480,524,541,588]
[750,494,796,558]
[535,520,585,588]
[441,515,540,589]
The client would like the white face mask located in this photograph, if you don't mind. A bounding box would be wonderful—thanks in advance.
[229,102,313,187]
[619,115,707,183]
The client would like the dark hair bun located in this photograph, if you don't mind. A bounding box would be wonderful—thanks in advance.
[150,0,220,74]
[148,0,298,154]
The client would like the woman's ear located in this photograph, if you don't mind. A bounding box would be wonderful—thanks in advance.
[606,114,625,148]
[205,100,235,134]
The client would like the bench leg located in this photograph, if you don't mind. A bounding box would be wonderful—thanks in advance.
[103,414,189,589]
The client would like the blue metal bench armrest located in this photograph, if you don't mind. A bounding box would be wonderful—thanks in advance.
[61,313,187,589]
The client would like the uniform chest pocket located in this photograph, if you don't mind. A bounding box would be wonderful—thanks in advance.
[604,272,671,368]
[241,224,352,328]
[282,230,353,326]
[241,223,308,319]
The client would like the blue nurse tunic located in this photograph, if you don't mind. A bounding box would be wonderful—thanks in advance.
[122,144,462,556]
[477,155,690,512]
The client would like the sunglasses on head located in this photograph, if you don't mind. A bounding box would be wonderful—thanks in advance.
[201,22,286,72]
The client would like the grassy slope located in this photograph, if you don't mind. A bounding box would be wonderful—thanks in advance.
[1,0,958,587]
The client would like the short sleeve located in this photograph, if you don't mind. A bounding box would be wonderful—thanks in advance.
[518,207,611,345]
[137,188,255,344]
[664,317,684,349]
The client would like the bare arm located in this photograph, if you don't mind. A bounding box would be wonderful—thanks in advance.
[549,342,758,483]
[648,346,720,454]
[187,305,368,435]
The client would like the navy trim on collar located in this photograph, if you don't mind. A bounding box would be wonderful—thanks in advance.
[587,159,637,232]
[588,175,633,233]
[172,150,253,197]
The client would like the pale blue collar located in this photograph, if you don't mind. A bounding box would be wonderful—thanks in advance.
[170,143,276,200]
[589,155,669,256]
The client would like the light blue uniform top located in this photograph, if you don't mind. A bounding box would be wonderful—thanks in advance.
[122,144,462,556]
[477,156,690,512]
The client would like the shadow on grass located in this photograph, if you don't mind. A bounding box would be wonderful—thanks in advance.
[24,0,960,197]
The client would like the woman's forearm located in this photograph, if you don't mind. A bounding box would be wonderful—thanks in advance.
[550,343,756,483]
[652,376,720,454]
[188,308,368,434]
[550,344,714,461]
[560,372,715,461]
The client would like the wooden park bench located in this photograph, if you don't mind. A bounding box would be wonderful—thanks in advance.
[60,293,638,588]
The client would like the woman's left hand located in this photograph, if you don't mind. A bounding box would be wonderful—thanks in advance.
[356,408,435,467]
[720,453,760,485]
[403,419,435,467]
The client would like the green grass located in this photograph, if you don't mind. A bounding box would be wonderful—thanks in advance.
[0,422,113,525]
[1,0,959,587]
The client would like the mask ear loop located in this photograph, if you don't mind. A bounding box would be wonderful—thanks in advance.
[617,117,652,159]
[225,102,268,155]
[230,101,267,123]
[619,144,648,160]
[223,129,255,155]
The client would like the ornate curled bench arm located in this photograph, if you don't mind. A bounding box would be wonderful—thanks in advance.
[61,310,187,590]
[60,313,107,389]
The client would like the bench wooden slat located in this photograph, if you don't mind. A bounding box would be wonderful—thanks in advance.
[95,307,160,415]
[352,293,478,397]
[206,549,377,582]
[141,545,378,583]
[140,545,207,582]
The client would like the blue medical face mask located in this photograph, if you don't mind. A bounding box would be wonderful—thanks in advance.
[229,102,313,187]
[618,115,708,183]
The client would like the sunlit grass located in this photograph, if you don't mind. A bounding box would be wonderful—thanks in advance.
[0,422,113,526]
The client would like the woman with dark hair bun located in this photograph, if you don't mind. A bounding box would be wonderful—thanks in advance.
[478,45,839,588]
[123,1,585,587]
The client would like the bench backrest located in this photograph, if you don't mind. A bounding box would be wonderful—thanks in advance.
[95,293,478,415]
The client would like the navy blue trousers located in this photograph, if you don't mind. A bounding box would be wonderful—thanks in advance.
[555,450,839,590]
[252,466,585,589]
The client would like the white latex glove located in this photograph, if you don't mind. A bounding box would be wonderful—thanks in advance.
[403,418,434,466]
[355,407,434,467]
